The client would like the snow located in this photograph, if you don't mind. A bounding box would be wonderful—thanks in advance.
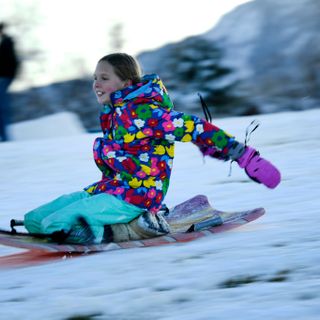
[8,112,85,141]
[1,109,320,320]
[201,1,262,79]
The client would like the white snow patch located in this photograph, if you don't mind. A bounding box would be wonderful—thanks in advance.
[8,111,85,141]
[0,109,320,320]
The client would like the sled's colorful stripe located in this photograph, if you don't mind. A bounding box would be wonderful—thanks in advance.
[0,209,264,252]
[0,195,265,268]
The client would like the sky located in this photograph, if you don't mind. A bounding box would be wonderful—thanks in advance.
[0,0,250,89]
[0,108,319,319]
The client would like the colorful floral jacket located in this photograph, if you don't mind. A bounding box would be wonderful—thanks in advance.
[85,74,235,213]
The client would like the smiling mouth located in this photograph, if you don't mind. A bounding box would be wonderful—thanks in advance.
[96,91,104,97]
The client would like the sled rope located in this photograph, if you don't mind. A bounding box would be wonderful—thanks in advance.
[244,120,260,146]
[228,120,260,177]
[198,93,213,123]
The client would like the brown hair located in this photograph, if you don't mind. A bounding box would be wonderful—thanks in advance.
[99,53,142,84]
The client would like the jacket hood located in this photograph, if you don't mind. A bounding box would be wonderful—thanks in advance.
[110,74,173,112]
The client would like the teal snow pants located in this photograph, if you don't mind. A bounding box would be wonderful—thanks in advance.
[24,191,144,243]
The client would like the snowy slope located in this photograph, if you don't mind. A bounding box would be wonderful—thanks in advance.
[139,0,320,114]
[0,109,320,320]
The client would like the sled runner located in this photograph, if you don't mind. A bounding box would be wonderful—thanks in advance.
[0,195,265,268]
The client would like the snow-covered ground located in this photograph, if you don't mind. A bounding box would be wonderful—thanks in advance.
[0,109,319,320]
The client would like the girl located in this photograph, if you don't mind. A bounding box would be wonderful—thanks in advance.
[24,53,280,244]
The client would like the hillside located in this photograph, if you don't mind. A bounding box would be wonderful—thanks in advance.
[0,109,319,320]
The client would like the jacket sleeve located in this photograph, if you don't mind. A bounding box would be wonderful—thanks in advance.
[132,105,236,160]
[99,105,113,135]
[93,137,142,177]
[167,110,236,160]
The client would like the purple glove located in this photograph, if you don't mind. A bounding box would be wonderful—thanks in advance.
[237,146,281,189]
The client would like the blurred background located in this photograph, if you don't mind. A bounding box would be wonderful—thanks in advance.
[1,0,319,132]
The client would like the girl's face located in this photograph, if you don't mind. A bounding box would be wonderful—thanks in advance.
[93,60,131,105]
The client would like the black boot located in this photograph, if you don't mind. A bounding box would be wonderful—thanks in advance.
[53,217,95,244]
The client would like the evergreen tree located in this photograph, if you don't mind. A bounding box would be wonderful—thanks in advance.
[168,37,241,115]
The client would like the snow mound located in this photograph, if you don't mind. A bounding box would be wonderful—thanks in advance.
[8,112,85,141]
